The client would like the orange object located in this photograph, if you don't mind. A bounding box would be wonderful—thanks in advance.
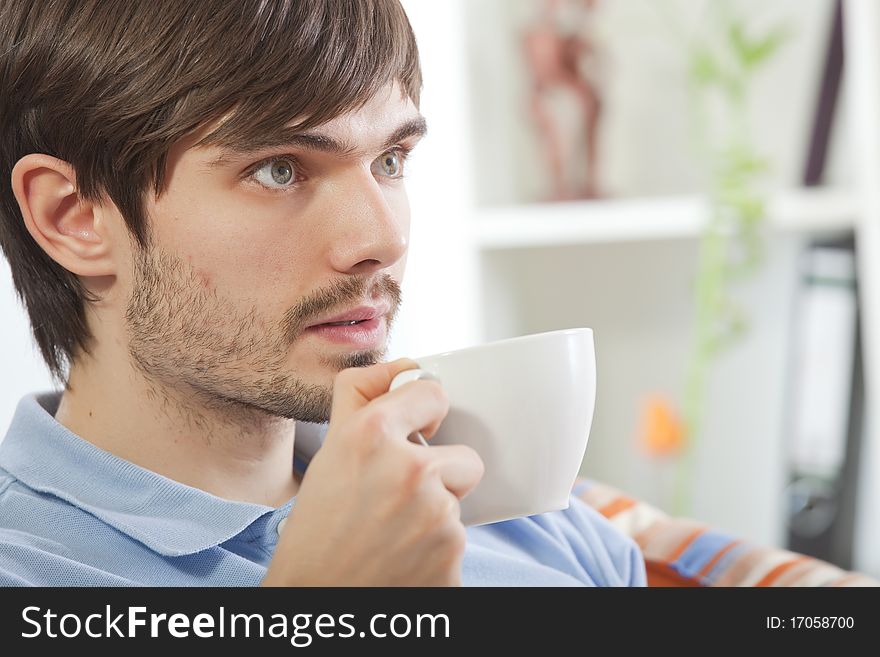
[639,397,686,457]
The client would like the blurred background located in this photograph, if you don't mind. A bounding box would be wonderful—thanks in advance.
[2,0,880,578]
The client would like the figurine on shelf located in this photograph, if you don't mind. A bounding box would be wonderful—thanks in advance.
[521,0,604,201]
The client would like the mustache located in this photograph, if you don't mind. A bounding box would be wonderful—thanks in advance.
[284,274,402,340]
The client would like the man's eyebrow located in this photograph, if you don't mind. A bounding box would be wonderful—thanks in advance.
[204,116,428,170]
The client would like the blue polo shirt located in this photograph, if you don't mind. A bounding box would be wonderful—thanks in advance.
[0,392,646,587]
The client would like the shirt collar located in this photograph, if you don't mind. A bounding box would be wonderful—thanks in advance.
[0,391,327,557]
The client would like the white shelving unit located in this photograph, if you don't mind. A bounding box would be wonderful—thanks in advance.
[474,187,856,249]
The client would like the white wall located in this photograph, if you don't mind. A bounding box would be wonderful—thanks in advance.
[386,0,482,360]
[844,0,880,579]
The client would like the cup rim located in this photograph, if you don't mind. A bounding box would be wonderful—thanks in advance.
[416,327,593,362]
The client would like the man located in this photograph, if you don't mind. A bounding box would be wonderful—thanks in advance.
[0,0,645,586]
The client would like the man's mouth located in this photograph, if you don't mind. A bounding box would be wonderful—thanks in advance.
[307,303,391,329]
[304,302,391,348]
[305,316,387,348]
[319,319,370,327]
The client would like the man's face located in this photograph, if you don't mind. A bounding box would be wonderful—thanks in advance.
[120,83,423,423]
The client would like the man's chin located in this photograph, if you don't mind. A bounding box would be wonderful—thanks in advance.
[251,385,334,424]
[252,350,384,422]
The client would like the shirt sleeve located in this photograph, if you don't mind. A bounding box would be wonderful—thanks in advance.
[551,493,647,586]
[466,492,648,586]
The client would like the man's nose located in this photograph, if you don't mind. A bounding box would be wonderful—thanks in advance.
[325,168,408,275]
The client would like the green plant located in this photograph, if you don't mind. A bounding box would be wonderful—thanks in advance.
[670,2,790,516]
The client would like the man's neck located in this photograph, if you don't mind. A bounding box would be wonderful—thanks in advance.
[54,352,300,508]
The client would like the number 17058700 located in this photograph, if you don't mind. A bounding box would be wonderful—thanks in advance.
[766,616,854,629]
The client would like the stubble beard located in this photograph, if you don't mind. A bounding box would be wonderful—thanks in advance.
[124,245,400,425]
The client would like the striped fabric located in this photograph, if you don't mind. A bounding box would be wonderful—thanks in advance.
[573,479,879,587]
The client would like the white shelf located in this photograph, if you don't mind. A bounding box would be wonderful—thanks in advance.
[473,187,857,250]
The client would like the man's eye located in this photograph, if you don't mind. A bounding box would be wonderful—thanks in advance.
[251,157,298,189]
[372,150,406,179]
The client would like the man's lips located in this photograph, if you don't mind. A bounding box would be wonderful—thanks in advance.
[304,314,388,349]
[307,304,391,328]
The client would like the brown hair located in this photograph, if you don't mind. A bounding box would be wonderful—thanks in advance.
[0,0,422,385]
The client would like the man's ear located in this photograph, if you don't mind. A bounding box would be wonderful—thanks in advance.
[10,153,115,277]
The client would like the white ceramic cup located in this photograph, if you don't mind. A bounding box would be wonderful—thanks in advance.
[388,328,596,526]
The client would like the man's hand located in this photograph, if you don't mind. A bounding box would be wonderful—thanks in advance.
[262,358,484,586]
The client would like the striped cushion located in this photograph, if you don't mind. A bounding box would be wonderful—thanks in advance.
[573,478,879,587]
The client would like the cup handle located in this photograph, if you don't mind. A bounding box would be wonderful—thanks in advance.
[388,368,440,447]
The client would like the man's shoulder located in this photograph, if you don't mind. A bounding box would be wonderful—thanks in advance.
[0,467,14,493]
[0,465,121,555]
[465,492,647,586]
[0,467,155,586]
[0,467,83,547]
[0,469,82,585]
[0,464,68,508]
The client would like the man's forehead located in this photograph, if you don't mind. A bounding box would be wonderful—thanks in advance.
[292,101,424,151]
[188,86,425,166]
[299,81,417,134]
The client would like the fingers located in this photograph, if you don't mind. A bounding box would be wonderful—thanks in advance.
[331,359,449,448]
[328,357,485,500]
[330,358,419,420]
[414,443,485,500]
[377,377,450,439]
